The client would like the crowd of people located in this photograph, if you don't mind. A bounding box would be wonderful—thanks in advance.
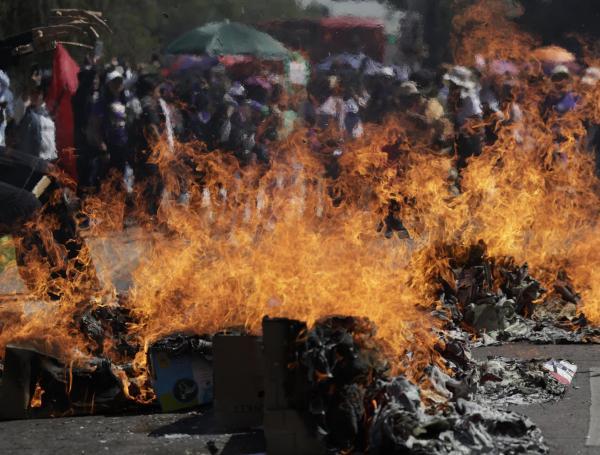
[1,43,600,226]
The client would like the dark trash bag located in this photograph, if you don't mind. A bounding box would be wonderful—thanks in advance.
[0,181,40,231]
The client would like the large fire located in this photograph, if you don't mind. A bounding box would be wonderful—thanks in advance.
[2,0,600,403]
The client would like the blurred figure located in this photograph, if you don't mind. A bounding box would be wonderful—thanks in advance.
[12,65,40,126]
[87,70,131,184]
[72,60,100,189]
[17,83,57,161]
[134,74,167,215]
[0,70,13,153]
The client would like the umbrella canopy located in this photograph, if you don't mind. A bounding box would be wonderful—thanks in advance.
[532,46,575,64]
[165,21,290,59]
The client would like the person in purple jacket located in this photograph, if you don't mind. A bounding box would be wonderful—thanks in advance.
[87,70,132,183]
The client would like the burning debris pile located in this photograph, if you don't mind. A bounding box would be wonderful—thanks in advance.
[0,308,574,452]
[436,242,600,344]
[79,298,138,357]
[0,345,136,420]
[275,316,551,454]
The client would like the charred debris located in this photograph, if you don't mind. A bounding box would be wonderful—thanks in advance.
[0,241,594,453]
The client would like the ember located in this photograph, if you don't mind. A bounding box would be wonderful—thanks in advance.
[30,381,44,409]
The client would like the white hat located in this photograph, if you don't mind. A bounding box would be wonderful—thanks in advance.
[400,81,419,96]
[443,66,477,91]
[381,66,394,77]
[106,70,124,83]
[582,67,600,85]
[551,64,570,79]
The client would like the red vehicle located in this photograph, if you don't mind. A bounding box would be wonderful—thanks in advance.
[259,16,385,62]
[319,17,385,61]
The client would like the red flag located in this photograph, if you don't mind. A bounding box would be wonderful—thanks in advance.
[46,44,79,182]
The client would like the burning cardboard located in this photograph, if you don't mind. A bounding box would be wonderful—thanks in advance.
[0,346,36,420]
[148,334,213,412]
[262,317,326,455]
[213,334,264,430]
[0,345,131,420]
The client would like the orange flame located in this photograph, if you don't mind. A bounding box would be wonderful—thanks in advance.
[30,381,44,409]
[2,0,600,403]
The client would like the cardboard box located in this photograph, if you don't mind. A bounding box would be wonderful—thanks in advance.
[149,346,213,412]
[0,346,36,420]
[262,317,307,410]
[262,318,326,455]
[213,334,264,430]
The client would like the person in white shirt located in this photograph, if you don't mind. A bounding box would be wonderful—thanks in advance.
[17,84,57,162]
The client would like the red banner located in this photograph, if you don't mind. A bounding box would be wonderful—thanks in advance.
[46,44,79,182]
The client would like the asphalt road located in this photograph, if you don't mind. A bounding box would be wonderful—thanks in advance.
[0,343,596,455]
[0,410,265,455]
[474,343,600,455]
